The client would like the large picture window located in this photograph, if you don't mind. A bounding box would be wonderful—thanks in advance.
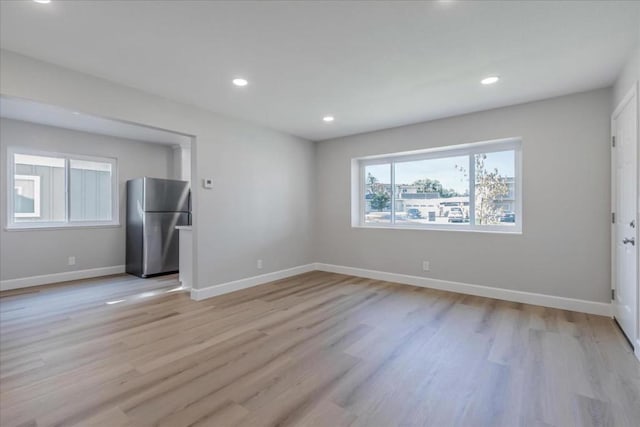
[6,148,118,229]
[354,138,522,232]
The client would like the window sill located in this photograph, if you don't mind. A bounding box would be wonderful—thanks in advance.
[352,224,522,235]
[5,223,121,232]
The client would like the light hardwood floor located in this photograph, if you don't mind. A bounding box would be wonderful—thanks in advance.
[1,271,639,427]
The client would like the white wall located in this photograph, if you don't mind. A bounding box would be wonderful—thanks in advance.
[171,145,192,183]
[0,50,315,289]
[315,88,612,303]
[0,118,174,280]
[613,45,640,108]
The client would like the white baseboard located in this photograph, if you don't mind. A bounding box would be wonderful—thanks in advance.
[314,263,612,317]
[0,265,125,292]
[2,261,611,318]
[191,263,316,301]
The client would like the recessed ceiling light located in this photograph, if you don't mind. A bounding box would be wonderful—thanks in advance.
[323,116,335,123]
[232,78,248,87]
[33,0,51,4]
[481,76,500,85]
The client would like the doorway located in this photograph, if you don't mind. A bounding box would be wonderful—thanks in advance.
[0,95,197,292]
[612,82,639,359]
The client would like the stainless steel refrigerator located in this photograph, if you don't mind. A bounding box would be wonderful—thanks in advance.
[126,177,190,278]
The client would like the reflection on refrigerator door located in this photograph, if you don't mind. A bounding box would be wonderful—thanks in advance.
[142,212,189,275]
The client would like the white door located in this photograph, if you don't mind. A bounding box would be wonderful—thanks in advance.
[612,83,638,351]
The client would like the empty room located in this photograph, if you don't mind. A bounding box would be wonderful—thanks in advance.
[0,1,639,426]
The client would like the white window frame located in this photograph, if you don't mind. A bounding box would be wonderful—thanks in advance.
[352,137,523,234]
[6,147,119,230]
[13,174,41,218]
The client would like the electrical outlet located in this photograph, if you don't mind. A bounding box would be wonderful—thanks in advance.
[68,256,76,266]
[257,259,263,269]
[422,260,430,271]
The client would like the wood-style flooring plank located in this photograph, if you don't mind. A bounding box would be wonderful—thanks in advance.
[1,271,638,427]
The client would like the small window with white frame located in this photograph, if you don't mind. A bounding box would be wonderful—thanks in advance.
[353,138,522,233]
[14,174,41,218]
[6,148,118,229]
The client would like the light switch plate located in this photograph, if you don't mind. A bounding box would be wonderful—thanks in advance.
[203,178,213,189]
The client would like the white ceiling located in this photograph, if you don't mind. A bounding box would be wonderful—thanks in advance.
[0,96,192,146]
[1,1,639,141]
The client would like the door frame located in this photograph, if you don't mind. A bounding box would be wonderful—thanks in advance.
[611,81,640,361]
